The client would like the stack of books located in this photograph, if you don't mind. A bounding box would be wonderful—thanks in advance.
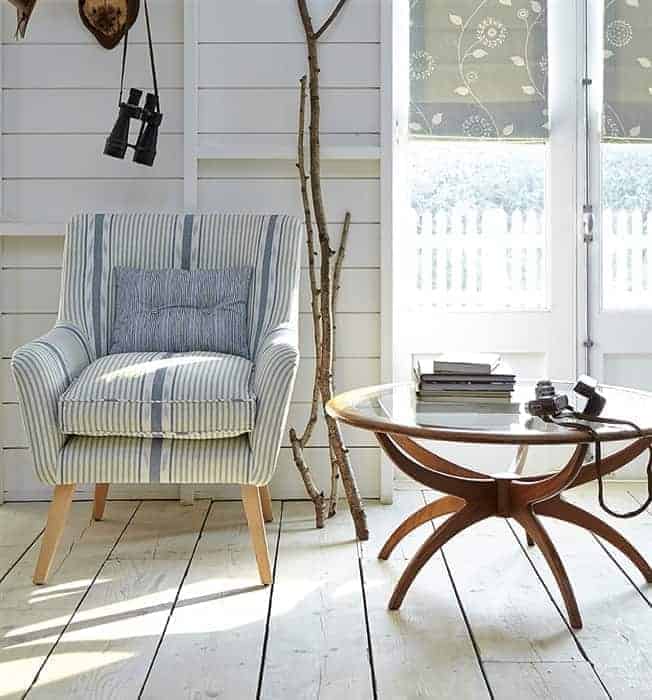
[414,354,517,411]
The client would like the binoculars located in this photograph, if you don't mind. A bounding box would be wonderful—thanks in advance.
[104,88,163,167]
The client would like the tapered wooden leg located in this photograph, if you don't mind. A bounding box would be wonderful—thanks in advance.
[526,531,535,547]
[33,484,75,585]
[389,503,490,610]
[93,483,109,521]
[537,498,652,583]
[516,508,582,629]
[259,485,274,523]
[242,485,272,585]
[379,495,465,560]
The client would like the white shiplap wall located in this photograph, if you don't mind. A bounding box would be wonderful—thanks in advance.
[0,0,381,500]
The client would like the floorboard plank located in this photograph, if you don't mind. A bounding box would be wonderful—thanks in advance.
[484,661,606,700]
[514,485,652,698]
[0,503,48,580]
[260,500,373,699]
[25,500,210,700]
[0,500,138,700]
[361,491,489,699]
[140,500,281,699]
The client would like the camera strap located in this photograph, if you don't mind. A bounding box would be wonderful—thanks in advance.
[118,0,160,111]
[543,412,652,518]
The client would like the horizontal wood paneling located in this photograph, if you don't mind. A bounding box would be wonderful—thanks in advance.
[2,236,64,265]
[3,88,380,137]
[3,179,183,221]
[4,134,184,179]
[3,178,379,222]
[1,315,57,356]
[3,44,184,89]
[198,88,379,134]
[3,89,184,134]
[198,0,380,43]
[198,44,379,89]
[3,44,379,91]
[1,0,379,45]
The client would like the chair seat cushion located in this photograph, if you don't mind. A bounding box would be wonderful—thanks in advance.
[60,352,256,439]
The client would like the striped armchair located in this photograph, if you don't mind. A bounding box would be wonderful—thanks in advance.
[12,213,302,585]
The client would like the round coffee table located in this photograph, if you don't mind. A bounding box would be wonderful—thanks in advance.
[326,381,652,629]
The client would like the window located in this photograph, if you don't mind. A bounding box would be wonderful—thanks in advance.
[601,1,652,310]
[407,0,548,310]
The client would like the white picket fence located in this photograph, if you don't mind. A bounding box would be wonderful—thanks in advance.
[602,208,652,308]
[407,206,546,309]
[408,206,652,309]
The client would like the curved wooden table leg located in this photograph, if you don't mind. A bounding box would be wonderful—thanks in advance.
[389,503,491,610]
[536,498,652,583]
[515,508,583,629]
[379,495,465,560]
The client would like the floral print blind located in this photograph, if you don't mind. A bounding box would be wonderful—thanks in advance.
[409,0,548,140]
[603,0,652,141]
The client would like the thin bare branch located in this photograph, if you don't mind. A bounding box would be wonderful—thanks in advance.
[331,212,351,315]
[315,0,349,39]
[296,75,322,447]
[296,0,315,37]
[290,428,326,528]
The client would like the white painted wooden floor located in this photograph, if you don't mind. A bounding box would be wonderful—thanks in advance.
[0,483,650,699]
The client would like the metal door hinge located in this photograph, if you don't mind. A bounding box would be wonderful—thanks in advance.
[583,338,595,350]
[583,205,594,243]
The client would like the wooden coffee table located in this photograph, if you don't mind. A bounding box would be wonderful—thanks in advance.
[326,381,652,629]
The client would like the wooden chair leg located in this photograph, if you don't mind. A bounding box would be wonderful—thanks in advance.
[33,484,75,585]
[93,483,110,521]
[242,485,272,585]
[259,485,274,523]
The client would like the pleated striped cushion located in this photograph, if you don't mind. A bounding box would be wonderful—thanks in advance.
[110,267,252,358]
[58,434,254,485]
[59,351,255,439]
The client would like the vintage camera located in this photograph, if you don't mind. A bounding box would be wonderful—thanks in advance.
[104,88,162,167]
[525,376,606,418]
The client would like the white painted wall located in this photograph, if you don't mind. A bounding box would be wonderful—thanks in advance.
[0,0,381,500]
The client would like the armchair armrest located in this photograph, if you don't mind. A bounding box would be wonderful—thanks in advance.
[11,323,93,484]
[249,324,300,484]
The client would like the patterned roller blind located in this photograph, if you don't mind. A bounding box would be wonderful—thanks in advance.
[409,0,549,140]
[603,0,652,141]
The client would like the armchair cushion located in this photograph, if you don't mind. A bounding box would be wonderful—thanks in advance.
[110,267,252,358]
[59,351,255,440]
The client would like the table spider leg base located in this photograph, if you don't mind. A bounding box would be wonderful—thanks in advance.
[376,432,652,630]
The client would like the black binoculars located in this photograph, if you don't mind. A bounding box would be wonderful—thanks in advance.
[104,88,163,167]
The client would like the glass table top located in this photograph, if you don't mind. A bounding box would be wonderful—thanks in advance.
[327,381,652,445]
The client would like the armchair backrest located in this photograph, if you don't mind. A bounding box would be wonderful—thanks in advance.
[58,213,303,359]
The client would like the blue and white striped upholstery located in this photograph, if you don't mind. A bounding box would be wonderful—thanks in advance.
[110,267,252,357]
[60,352,255,439]
[12,213,302,486]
